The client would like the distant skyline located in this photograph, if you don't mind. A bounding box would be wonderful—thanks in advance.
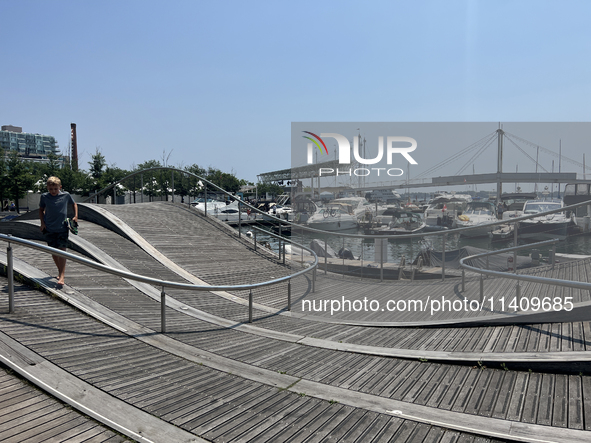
[2,0,590,187]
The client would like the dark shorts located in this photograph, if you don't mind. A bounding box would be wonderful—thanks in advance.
[44,230,69,249]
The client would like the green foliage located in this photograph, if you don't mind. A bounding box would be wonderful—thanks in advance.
[257,182,283,197]
[136,160,162,201]
[0,147,253,205]
[102,166,130,196]
[206,167,241,193]
[5,150,37,212]
[88,148,107,180]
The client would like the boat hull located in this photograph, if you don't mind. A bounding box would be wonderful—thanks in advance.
[305,219,358,231]
[518,221,569,240]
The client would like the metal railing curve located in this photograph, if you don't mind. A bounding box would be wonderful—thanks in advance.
[1,233,318,330]
[458,238,591,307]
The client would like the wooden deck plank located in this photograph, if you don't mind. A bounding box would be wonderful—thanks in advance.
[536,373,555,426]
[568,375,585,430]
[505,372,529,422]
[521,372,542,424]
[552,374,568,428]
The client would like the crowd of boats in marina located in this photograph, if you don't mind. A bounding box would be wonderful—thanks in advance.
[190,183,591,243]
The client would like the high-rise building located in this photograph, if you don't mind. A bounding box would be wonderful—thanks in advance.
[0,125,62,163]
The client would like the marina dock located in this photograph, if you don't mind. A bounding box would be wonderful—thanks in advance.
[2,201,591,442]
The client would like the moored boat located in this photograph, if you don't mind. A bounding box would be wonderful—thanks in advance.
[454,201,498,237]
[305,202,358,231]
[518,199,576,240]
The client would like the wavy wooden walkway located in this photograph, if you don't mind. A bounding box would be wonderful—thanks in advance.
[1,201,591,442]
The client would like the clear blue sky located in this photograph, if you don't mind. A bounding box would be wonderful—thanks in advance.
[2,0,590,185]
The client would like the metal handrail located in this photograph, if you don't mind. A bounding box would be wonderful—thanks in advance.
[1,233,318,329]
[458,238,591,300]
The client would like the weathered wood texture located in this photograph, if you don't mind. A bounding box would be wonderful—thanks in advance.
[0,282,499,443]
[0,363,126,442]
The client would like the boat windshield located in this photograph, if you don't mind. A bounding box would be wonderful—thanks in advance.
[465,208,493,215]
[523,202,562,214]
[428,201,467,211]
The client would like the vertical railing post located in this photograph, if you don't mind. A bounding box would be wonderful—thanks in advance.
[249,289,253,322]
[301,230,304,264]
[238,201,242,238]
[287,280,291,311]
[171,170,174,203]
[513,221,518,273]
[7,237,14,314]
[141,174,144,203]
[113,187,116,205]
[324,238,328,274]
[204,186,207,217]
[441,233,446,281]
[516,281,521,305]
[278,225,282,261]
[360,241,364,280]
[551,243,556,269]
[479,274,484,303]
[342,237,345,273]
[161,287,166,333]
[380,239,384,283]
[254,231,257,252]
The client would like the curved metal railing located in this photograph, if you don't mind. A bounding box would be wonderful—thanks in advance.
[458,238,591,312]
[1,232,318,330]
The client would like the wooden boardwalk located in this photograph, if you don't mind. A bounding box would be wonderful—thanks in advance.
[0,364,126,442]
[0,279,508,443]
[1,201,591,441]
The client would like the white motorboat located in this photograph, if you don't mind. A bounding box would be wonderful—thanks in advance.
[364,208,425,235]
[423,193,472,231]
[518,200,576,240]
[306,202,358,231]
[192,198,227,213]
[369,203,403,225]
[454,201,498,237]
[331,196,377,221]
[264,203,293,221]
[500,192,538,220]
[209,200,249,222]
